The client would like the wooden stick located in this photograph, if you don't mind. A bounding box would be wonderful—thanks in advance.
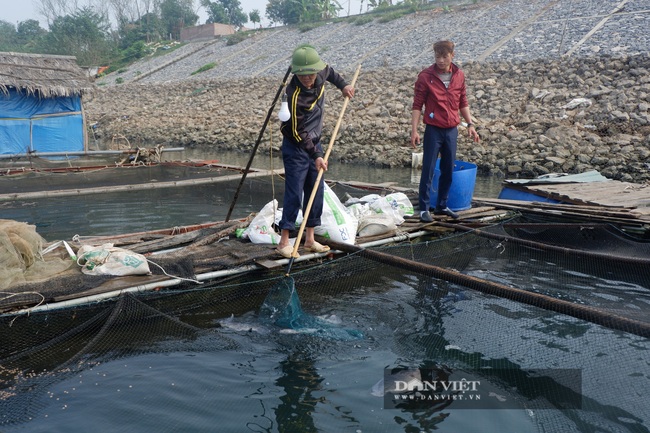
[184,215,254,250]
[320,238,650,339]
[288,64,362,268]
[225,65,293,222]
[0,169,282,202]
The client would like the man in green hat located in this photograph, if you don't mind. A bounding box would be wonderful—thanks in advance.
[275,44,355,259]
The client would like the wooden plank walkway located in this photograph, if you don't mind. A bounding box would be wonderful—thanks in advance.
[518,181,650,214]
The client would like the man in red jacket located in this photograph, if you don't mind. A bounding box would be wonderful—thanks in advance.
[411,40,480,222]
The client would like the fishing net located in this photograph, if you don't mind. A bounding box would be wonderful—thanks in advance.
[0,219,649,432]
[0,220,73,292]
[260,276,364,340]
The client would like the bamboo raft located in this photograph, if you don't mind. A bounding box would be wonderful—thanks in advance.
[473,174,650,236]
[499,178,650,214]
[0,161,282,201]
[0,204,511,315]
[2,170,649,317]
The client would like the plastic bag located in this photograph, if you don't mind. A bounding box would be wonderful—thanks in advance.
[77,243,151,276]
[384,192,414,217]
[358,214,397,237]
[347,202,372,220]
[369,193,414,225]
[242,200,282,245]
[314,183,358,245]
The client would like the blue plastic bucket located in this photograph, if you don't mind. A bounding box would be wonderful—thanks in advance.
[430,159,477,211]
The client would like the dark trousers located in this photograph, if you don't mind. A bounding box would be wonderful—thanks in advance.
[419,124,458,211]
[279,137,324,231]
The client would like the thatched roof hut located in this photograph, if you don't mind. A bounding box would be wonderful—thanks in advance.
[0,52,94,98]
[0,52,95,156]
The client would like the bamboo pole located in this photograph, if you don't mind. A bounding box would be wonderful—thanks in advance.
[225,65,293,222]
[320,238,650,339]
[0,148,185,160]
[0,169,283,202]
[436,221,650,266]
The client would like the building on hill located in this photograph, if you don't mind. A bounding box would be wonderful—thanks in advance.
[181,23,236,42]
[0,52,94,157]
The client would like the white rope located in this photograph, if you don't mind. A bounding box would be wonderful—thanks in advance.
[145,259,202,284]
[1,291,46,325]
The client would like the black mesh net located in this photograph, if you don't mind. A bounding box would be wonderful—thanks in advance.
[1,221,649,431]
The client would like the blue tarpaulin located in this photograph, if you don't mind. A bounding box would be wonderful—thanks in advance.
[0,88,85,155]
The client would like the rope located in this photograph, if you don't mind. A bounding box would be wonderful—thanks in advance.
[146,259,202,284]
[1,291,46,325]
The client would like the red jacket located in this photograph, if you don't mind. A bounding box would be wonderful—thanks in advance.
[412,63,468,129]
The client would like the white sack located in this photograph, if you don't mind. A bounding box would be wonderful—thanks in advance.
[314,183,358,245]
[368,193,413,226]
[77,243,150,276]
[243,199,282,245]
[357,214,397,237]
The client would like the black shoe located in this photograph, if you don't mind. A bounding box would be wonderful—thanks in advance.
[419,211,433,223]
[433,207,459,219]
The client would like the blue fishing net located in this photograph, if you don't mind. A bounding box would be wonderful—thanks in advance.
[259,276,363,340]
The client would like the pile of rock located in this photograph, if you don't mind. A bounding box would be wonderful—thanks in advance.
[86,54,650,182]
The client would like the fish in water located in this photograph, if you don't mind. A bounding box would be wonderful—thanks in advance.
[218,314,269,334]
[441,290,471,303]
[259,276,363,341]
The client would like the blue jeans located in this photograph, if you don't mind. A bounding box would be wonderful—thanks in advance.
[419,124,458,211]
[279,137,324,231]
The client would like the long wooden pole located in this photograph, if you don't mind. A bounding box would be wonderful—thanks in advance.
[0,169,281,202]
[286,64,362,274]
[321,238,650,339]
[225,65,293,222]
[436,221,650,266]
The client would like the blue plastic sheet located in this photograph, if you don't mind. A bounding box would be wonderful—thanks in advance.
[0,89,84,155]
[0,89,81,117]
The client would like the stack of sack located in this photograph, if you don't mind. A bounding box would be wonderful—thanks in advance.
[241,184,414,246]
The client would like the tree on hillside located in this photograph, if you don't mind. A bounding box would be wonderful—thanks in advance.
[40,7,115,65]
[265,0,339,25]
[160,0,199,40]
[16,20,48,49]
[316,0,342,20]
[118,12,163,48]
[36,0,77,26]
[107,0,157,25]
[249,9,261,28]
[201,0,248,28]
[366,0,392,9]
[35,0,111,26]
[265,0,302,25]
[0,21,17,51]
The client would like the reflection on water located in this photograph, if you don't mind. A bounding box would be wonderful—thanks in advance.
[0,149,502,242]
[4,246,646,432]
[3,150,646,432]
[176,148,504,199]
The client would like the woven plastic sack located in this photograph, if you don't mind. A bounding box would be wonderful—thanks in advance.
[369,193,414,225]
[77,243,151,276]
[314,183,358,245]
[242,200,282,245]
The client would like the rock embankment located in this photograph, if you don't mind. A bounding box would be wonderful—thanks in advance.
[87,53,650,182]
